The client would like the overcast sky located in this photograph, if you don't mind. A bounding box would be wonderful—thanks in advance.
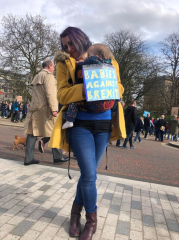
[0,0,179,54]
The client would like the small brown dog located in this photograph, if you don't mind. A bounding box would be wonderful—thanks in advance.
[13,134,27,150]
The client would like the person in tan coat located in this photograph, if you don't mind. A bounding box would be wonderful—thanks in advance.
[24,60,69,165]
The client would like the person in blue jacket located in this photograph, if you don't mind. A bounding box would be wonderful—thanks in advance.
[11,100,19,122]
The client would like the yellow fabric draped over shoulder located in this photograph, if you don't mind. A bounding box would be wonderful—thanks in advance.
[49,55,126,151]
[110,59,126,141]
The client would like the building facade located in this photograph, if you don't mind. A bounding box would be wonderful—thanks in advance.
[143,76,174,115]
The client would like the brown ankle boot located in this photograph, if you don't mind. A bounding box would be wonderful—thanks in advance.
[79,211,97,240]
[69,202,83,237]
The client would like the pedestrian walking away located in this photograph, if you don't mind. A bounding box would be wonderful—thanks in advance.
[24,59,69,166]
[133,116,143,143]
[154,118,160,141]
[170,115,179,142]
[144,113,150,139]
[158,115,166,142]
[21,102,28,122]
[0,101,7,118]
[11,100,19,122]
[123,99,137,149]
[7,102,13,119]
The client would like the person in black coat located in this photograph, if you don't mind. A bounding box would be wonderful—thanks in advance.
[133,116,143,143]
[154,118,160,141]
[144,114,150,139]
[123,100,137,149]
[7,102,13,119]
[21,102,28,122]
[158,115,166,142]
[0,101,7,118]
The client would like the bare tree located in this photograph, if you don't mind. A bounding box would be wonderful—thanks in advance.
[159,31,179,107]
[104,30,161,106]
[0,14,60,100]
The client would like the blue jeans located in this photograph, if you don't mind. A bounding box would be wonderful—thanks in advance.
[66,127,111,214]
[134,131,141,142]
[171,135,178,142]
[1,109,6,117]
[167,132,170,139]
[149,127,154,135]
[123,126,134,147]
[19,112,22,121]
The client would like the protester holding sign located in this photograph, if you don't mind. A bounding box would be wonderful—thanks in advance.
[62,44,118,129]
[49,27,126,240]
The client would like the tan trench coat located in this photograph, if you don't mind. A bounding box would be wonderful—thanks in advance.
[24,69,58,137]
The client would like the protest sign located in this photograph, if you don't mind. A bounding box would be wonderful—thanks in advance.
[82,64,120,102]
[143,111,150,117]
[16,96,22,102]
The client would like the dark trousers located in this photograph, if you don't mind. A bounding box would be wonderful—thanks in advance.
[24,134,62,164]
[144,127,149,138]
[149,126,154,135]
[159,130,164,141]
[155,129,159,140]
[1,109,6,117]
[123,126,135,147]
[41,137,50,144]
[21,113,26,122]
[116,139,121,146]
[7,110,12,119]
[134,131,142,142]
[11,111,18,122]
[40,137,63,160]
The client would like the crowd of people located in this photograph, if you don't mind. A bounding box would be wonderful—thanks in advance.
[141,114,179,142]
[0,100,28,122]
[116,106,179,149]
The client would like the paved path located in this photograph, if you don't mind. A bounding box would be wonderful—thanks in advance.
[0,158,179,240]
[0,118,24,128]
[0,121,179,186]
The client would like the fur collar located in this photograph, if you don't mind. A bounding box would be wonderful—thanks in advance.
[54,51,70,63]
